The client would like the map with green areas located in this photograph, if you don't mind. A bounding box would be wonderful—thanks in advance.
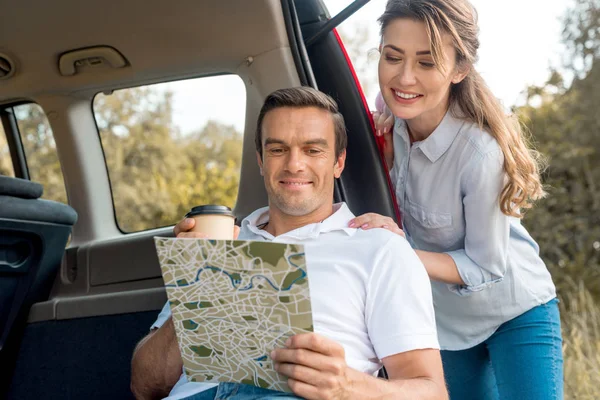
[154,238,313,392]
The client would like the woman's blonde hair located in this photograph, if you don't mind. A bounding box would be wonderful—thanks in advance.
[379,0,546,217]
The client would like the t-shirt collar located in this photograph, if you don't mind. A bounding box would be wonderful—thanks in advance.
[241,202,357,240]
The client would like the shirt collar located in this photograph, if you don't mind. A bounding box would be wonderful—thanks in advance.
[241,202,357,240]
[395,108,465,163]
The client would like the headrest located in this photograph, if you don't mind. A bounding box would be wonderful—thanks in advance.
[0,175,43,199]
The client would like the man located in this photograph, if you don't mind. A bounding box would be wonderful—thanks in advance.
[131,87,447,400]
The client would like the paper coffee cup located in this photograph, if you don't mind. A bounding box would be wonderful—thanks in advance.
[185,205,235,240]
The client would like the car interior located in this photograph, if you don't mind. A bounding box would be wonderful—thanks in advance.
[0,0,398,398]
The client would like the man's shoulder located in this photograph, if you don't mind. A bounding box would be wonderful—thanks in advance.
[352,227,413,252]
[318,227,418,267]
[352,228,424,275]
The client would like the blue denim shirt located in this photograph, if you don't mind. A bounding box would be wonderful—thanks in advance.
[390,110,556,350]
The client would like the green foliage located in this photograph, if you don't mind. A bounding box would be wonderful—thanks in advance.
[94,87,243,232]
[13,104,68,204]
[516,1,600,397]
[0,104,69,203]
[0,124,15,176]
[562,0,600,76]
[519,69,600,397]
[560,278,600,399]
[519,40,600,304]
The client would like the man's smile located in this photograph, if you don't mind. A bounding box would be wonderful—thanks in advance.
[279,179,313,189]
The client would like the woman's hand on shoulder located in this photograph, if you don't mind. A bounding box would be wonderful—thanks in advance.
[348,213,405,238]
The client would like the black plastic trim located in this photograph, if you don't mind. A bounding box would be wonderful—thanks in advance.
[289,0,317,88]
[281,0,314,87]
[305,0,370,47]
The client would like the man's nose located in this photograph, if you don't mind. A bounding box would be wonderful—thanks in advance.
[284,149,306,173]
[398,63,417,86]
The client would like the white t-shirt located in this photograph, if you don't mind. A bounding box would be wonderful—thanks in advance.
[151,203,438,399]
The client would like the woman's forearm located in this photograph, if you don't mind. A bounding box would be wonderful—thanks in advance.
[416,250,465,285]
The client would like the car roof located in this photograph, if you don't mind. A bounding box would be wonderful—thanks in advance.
[0,0,290,102]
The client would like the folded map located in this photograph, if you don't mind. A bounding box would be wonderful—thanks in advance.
[154,238,313,392]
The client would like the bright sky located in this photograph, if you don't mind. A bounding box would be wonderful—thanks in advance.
[167,0,570,135]
[160,75,247,135]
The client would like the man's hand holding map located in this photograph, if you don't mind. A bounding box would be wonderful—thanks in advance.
[154,238,313,393]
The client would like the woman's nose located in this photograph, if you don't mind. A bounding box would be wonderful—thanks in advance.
[398,64,417,86]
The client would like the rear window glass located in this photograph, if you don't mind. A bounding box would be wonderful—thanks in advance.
[0,122,15,177]
[93,75,246,233]
[14,104,68,204]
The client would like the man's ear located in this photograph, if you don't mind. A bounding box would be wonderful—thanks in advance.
[334,149,346,179]
[256,151,264,176]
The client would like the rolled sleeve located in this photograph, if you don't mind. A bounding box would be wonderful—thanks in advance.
[445,149,509,296]
[446,250,504,295]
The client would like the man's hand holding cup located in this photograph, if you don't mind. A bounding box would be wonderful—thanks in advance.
[174,205,240,240]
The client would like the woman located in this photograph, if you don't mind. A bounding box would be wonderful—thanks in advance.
[349,1,563,399]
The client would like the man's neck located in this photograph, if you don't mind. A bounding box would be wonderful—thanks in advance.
[264,204,335,237]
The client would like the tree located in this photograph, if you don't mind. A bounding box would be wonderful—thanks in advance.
[562,0,600,77]
[517,0,600,302]
[13,104,68,204]
[94,87,243,232]
[0,125,15,176]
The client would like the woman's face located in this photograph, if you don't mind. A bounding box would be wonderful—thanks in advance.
[378,18,466,124]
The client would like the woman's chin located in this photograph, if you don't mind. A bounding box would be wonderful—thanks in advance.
[390,107,422,121]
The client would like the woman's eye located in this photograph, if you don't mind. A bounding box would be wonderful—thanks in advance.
[385,55,402,62]
[420,62,435,68]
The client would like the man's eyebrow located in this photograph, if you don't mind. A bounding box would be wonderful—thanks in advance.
[383,44,431,56]
[264,138,287,146]
[264,138,328,147]
[304,139,329,147]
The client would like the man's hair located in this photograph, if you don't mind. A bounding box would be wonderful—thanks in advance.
[255,87,348,159]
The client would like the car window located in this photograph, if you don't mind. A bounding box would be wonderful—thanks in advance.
[93,75,246,233]
[0,122,15,177]
[14,104,68,204]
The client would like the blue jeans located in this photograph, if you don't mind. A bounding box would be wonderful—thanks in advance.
[442,298,563,400]
[184,383,304,400]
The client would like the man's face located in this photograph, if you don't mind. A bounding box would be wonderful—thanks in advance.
[257,106,346,217]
